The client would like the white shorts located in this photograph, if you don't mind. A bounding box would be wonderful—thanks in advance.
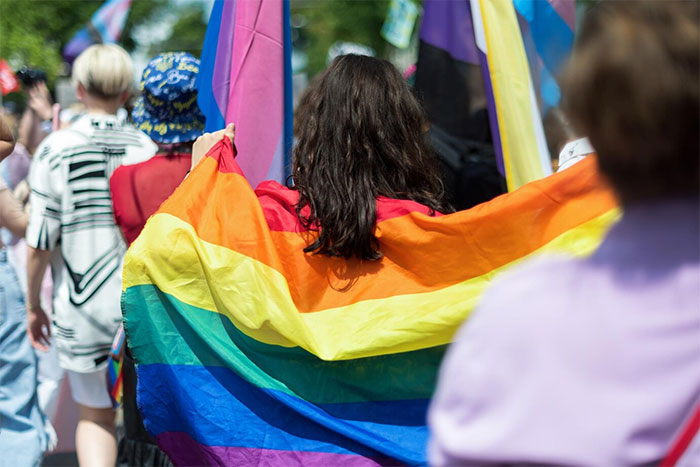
[66,367,112,409]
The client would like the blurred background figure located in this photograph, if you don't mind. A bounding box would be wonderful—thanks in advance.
[0,116,50,467]
[0,114,14,159]
[0,70,63,455]
[109,51,204,467]
[429,2,700,465]
[24,44,156,467]
[16,69,54,153]
[413,10,505,210]
[112,52,203,245]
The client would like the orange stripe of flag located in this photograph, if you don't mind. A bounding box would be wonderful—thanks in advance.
[158,154,616,313]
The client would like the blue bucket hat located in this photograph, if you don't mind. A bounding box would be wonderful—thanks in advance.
[132,52,205,144]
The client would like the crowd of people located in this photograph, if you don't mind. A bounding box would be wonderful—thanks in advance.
[0,1,698,466]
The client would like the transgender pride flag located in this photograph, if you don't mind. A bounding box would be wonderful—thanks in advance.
[514,0,576,110]
[197,0,293,187]
[63,0,133,64]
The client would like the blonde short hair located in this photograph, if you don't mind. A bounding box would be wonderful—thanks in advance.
[72,44,134,99]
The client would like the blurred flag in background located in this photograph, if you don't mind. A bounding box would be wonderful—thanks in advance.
[62,0,133,64]
[416,0,575,196]
[514,0,576,111]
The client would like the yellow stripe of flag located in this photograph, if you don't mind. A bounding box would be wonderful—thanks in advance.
[124,209,619,361]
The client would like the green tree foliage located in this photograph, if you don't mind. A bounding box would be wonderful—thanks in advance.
[0,0,166,83]
[122,0,169,52]
[293,0,391,76]
[150,4,208,58]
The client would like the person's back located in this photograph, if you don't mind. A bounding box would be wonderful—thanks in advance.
[30,113,154,329]
[111,52,202,246]
[429,2,700,464]
[121,54,457,466]
[25,44,156,467]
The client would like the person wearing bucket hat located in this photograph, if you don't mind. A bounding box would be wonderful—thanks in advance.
[132,52,205,145]
[109,52,205,467]
[111,52,204,244]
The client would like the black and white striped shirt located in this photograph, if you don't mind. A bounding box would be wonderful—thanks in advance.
[26,114,156,372]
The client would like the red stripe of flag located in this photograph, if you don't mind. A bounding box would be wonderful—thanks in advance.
[661,399,700,466]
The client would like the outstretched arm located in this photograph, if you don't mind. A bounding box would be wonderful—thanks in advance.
[0,114,15,160]
[0,184,27,237]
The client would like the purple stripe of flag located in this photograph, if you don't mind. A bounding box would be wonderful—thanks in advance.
[420,0,479,65]
[221,0,287,187]
[157,432,387,467]
[478,50,505,177]
[212,0,237,118]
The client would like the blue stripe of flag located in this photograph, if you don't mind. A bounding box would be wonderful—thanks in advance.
[514,0,574,75]
[197,0,226,132]
[283,0,293,177]
[138,363,429,465]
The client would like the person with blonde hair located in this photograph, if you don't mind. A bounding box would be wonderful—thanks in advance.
[25,44,156,466]
[429,2,699,465]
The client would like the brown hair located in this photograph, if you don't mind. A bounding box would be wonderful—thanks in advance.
[292,54,452,261]
[561,1,699,205]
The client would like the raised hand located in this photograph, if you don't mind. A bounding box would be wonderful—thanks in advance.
[191,123,235,171]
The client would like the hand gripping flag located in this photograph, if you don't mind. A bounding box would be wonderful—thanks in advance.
[122,139,618,466]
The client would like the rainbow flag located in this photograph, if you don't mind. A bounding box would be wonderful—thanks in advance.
[122,139,618,465]
[106,324,125,407]
[196,0,293,187]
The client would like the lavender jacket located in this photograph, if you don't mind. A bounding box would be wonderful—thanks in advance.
[429,198,700,465]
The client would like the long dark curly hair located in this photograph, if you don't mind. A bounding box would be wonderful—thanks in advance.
[292,54,452,261]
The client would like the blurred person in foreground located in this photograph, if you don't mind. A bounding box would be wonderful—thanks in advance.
[428,2,700,465]
[0,122,49,466]
[0,114,14,160]
[109,51,204,467]
[25,44,156,467]
[2,78,55,191]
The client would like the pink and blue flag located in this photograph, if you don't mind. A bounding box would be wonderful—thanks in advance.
[63,0,133,64]
[514,0,576,109]
[197,0,293,187]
